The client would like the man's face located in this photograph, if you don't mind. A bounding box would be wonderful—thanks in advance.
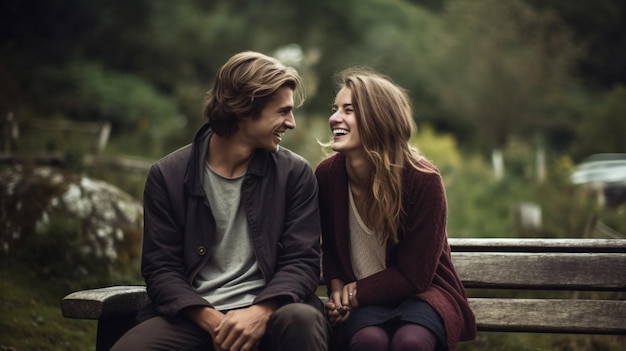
[239,87,296,153]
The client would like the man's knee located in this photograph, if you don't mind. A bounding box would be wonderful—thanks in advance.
[265,303,328,350]
[271,303,325,329]
[111,316,212,351]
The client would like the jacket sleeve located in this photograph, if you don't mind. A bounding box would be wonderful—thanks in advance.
[141,163,210,317]
[357,170,448,306]
[254,159,322,305]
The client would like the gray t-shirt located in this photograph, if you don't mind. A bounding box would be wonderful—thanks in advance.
[192,162,266,311]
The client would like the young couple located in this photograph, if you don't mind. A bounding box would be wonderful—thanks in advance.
[111,51,476,351]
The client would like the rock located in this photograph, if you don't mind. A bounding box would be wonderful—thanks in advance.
[0,165,143,278]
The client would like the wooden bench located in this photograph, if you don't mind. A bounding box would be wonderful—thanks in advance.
[61,238,626,350]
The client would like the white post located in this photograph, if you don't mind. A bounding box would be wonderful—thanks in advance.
[492,149,504,180]
[97,122,111,154]
[537,147,546,183]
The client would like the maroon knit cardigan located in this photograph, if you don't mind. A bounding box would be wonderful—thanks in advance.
[315,154,476,350]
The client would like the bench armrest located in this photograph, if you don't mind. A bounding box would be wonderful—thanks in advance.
[61,285,148,320]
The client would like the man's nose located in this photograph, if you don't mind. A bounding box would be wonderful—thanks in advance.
[285,112,296,129]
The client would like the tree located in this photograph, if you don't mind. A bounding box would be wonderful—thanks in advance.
[572,85,626,159]
[525,0,626,89]
[425,0,583,151]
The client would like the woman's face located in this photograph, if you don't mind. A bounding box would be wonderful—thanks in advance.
[329,86,362,154]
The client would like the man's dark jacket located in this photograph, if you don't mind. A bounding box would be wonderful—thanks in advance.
[138,123,324,320]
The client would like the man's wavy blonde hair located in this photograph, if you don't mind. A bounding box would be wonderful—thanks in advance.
[203,51,305,137]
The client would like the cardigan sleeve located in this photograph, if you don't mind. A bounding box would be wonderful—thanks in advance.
[316,155,358,288]
[357,169,448,306]
[316,157,343,284]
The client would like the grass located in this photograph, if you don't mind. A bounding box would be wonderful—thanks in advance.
[0,264,97,351]
[459,332,626,351]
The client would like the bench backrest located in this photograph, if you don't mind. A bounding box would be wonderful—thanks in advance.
[448,238,626,334]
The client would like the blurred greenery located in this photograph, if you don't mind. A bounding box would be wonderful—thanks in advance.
[1,0,625,349]
[2,0,625,158]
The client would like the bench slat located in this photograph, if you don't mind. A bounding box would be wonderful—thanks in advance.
[469,298,626,334]
[452,252,626,290]
[449,238,626,253]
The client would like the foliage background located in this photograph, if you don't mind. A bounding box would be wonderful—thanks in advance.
[1,0,625,349]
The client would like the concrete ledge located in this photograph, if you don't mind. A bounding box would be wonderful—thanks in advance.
[61,286,148,320]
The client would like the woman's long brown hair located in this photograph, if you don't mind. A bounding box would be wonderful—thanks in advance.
[339,68,430,243]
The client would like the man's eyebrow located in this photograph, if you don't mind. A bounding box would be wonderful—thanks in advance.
[277,105,293,112]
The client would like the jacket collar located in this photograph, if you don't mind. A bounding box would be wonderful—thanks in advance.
[185,123,269,196]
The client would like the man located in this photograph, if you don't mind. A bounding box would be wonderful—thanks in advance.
[112,51,328,351]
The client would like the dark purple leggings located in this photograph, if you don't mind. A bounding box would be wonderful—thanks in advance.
[349,324,438,351]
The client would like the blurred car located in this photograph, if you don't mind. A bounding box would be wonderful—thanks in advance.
[571,153,626,207]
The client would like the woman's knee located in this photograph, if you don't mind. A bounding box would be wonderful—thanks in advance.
[350,326,389,351]
[390,323,437,351]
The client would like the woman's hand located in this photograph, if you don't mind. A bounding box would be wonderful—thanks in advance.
[326,279,358,326]
[326,290,351,326]
[342,282,359,309]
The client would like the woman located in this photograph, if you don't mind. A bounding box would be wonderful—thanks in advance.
[315,68,476,351]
